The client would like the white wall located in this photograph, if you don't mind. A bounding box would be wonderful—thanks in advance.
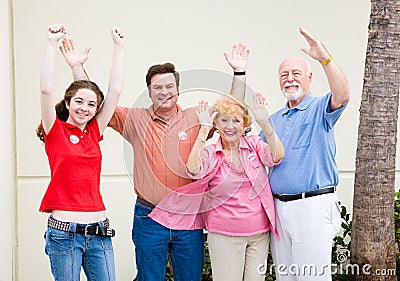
[9,0,384,280]
[1,0,15,280]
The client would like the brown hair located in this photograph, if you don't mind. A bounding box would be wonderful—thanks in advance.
[36,80,104,142]
[145,63,180,88]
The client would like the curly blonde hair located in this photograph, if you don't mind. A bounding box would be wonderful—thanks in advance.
[211,96,252,127]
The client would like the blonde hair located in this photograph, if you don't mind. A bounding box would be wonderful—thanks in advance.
[211,96,252,127]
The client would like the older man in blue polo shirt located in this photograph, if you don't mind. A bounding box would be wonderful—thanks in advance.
[260,27,350,280]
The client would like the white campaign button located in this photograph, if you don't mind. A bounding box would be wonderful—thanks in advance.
[70,135,80,144]
[178,131,188,140]
[247,152,256,160]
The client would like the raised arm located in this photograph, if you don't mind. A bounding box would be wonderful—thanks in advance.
[187,100,217,175]
[299,27,350,111]
[252,92,284,162]
[40,23,66,134]
[59,38,91,80]
[224,43,250,102]
[95,26,125,134]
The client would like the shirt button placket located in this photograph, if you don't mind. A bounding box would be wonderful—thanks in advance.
[282,112,292,140]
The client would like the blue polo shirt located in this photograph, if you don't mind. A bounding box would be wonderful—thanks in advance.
[260,92,347,195]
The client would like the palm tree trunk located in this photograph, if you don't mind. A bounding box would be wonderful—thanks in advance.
[350,1,400,280]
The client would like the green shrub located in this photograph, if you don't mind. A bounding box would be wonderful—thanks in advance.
[332,192,400,280]
[331,202,352,280]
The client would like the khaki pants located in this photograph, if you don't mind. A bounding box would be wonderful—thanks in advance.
[207,231,270,281]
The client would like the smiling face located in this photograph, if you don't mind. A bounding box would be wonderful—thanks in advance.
[215,112,245,147]
[149,73,179,112]
[66,88,98,130]
[279,57,312,107]
[211,96,251,149]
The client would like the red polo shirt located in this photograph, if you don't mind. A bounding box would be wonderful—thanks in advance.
[39,117,106,213]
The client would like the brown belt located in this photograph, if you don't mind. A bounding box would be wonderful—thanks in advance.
[136,196,157,209]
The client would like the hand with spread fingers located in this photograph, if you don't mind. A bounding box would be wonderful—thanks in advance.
[251,92,270,124]
[196,99,217,130]
[224,42,250,72]
[299,27,331,62]
[59,38,91,69]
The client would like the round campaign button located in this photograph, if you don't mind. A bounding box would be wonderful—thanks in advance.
[70,135,80,144]
[178,131,188,140]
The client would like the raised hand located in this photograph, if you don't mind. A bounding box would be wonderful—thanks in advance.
[59,38,91,68]
[224,42,250,71]
[110,26,125,46]
[197,100,217,129]
[95,25,126,133]
[47,23,66,42]
[251,92,270,123]
[41,23,67,134]
[299,27,331,62]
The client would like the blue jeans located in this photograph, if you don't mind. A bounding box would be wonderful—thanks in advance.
[132,201,204,281]
[44,219,116,281]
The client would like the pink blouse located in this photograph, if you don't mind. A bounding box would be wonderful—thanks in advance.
[202,160,271,236]
[149,135,280,238]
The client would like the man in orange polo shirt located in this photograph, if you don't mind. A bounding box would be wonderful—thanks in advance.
[60,39,250,281]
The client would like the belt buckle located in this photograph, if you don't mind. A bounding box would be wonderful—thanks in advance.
[85,225,99,236]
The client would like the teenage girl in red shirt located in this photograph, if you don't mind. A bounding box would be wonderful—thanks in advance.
[36,23,125,281]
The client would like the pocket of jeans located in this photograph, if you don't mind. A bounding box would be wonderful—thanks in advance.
[331,201,341,235]
[100,236,114,251]
[46,228,74,255]
[134,204,152,219]
[44,230,49,255]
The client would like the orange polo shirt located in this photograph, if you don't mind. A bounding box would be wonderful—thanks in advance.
[109,105,200,204]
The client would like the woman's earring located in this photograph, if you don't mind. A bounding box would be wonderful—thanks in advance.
[243,127,252,136]
[213,123,218,133]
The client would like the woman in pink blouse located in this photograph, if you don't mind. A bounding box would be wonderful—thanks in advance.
[186,94,284,281]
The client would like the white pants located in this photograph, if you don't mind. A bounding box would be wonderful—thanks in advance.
[208,231,270,281]
[271,193,341,281]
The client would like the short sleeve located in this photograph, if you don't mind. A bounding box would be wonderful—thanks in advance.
[250,135,281,167]
[323,93,347,130]
[88,118,103,142]
[108,106,130,135]
[42,118,61,141]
